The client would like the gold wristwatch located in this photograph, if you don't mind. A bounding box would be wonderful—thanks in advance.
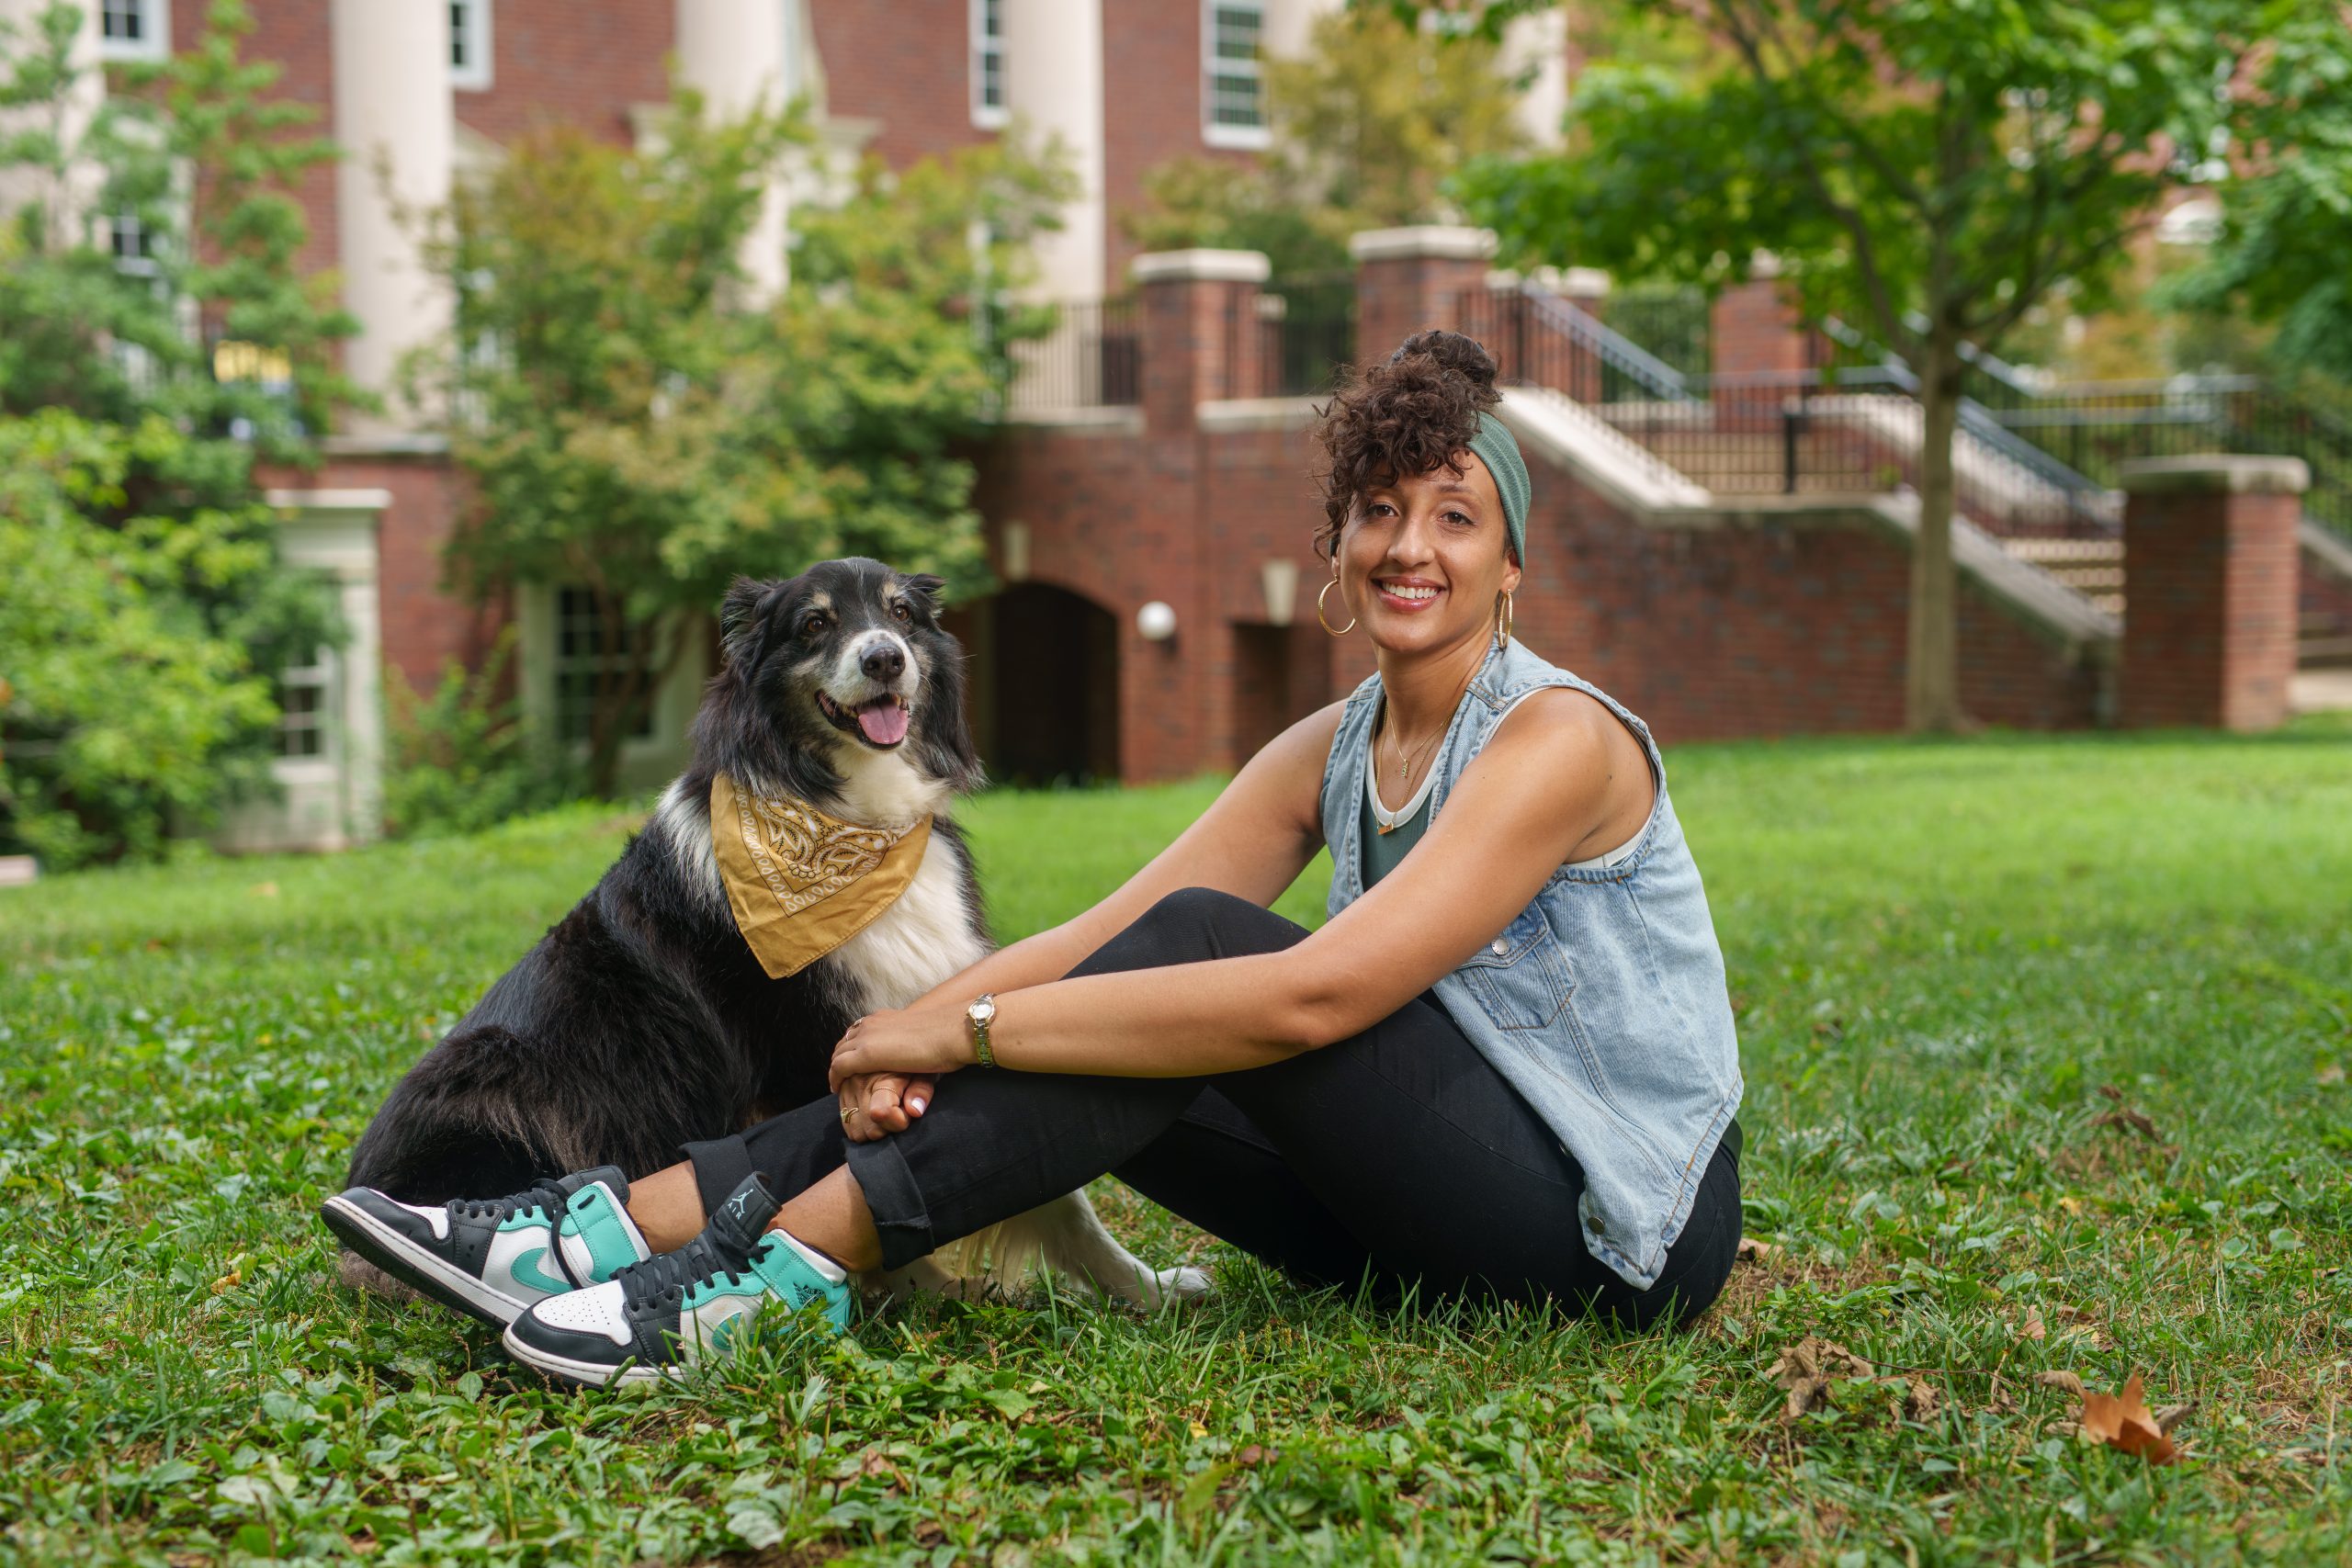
[965,993,999,1068]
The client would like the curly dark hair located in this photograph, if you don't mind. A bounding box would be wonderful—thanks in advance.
[1310,330,1502,561]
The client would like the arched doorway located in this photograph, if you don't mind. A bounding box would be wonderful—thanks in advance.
[947,582,1121,786]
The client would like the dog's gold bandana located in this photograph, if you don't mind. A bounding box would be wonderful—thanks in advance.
[710,773,933,978]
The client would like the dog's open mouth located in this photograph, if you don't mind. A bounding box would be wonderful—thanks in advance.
[816,690,910,748]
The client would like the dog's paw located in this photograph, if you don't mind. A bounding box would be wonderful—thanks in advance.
[335,1248,422,1304]
[1150,1264,1215,1306]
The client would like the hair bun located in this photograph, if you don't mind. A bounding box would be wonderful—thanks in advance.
[1389,330,1498,394]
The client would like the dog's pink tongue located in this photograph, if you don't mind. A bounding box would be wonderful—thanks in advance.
[857,702,910,745]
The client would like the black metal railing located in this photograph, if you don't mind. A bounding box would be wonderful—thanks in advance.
[1603,283,1711,379]
[1455,283,2112,537]
[998,297,1142,412]
[1256,273,1356,398]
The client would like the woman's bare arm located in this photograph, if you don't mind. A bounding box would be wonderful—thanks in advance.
[830,689,1653,1087]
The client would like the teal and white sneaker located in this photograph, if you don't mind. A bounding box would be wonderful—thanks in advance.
[502,1175,850,1386]
[322,1168,651,1327]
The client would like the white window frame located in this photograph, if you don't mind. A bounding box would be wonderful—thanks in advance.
[554,586,657,747]
[97,0,171,64]
[449,0,493,93]
[275,647,339,765]
[1201,1,1271,151]
[970,0,1008,130]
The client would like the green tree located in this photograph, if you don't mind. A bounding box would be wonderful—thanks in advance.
[1453,0,2352,732]
[0,412,284,864]
[0,0,352,862]
[1125,6,1529,276]
[413,94,1069,795]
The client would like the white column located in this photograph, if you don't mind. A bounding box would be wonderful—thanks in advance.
[1002,0,1104,301]
[1503,6,1570,148]
[1261,0,1341,64]
[674,0,791,302]
[332,0,453,432]
[0,0,105,247]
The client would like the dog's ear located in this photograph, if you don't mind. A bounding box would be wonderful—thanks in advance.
[720,575,786,669]
[901,573,946,614]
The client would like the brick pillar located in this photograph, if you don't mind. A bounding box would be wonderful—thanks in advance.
[1350,226,1498,369]
[2118,456,2308,730]
[1709,275,1808,434]
[1133,248,1270,435]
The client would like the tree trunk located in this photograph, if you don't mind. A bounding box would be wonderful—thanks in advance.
[1905,344,1965,733]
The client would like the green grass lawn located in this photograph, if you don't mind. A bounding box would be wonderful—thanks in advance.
[5,723,2351,1564]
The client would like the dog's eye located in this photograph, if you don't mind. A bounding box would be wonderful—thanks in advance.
[801,614,830,639]
[891,602,911,623]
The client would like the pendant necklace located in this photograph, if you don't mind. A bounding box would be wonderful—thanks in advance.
[1374,660,1477,834]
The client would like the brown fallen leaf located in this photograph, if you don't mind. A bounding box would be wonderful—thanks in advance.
[1905,1378,1939,1421]
[2092,1084,2163,1142]
[2017,1306,2046,1342]
[1736,1235,1777,1263]
[2033,1370,2086,1397]
[1768,1336,1877,1422]
[2078,1372,2181,1465]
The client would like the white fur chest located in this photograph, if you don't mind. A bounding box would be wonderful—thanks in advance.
[822,827,988,1011]
[657,774,986,1013]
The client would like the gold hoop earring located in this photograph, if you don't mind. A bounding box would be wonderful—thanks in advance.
[1497,591,1514,651]
[1317,575,1357,637]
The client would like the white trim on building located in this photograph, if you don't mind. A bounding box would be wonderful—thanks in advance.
[1201,0,1271,150]
[218,491,390,854]
[96,0,169,63]
[448,0,493,92]
[970,0,1008,130]
[516,584,709,795]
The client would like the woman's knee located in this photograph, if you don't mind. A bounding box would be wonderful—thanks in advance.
[1074,887,1307,976]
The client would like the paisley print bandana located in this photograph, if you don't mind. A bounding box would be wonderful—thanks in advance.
[710,773,933,978]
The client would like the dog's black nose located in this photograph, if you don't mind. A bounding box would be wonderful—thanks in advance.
[861,643,905,682]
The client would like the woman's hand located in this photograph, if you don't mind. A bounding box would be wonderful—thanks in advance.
[830,1005,975,1092]
[837,1071,940,1143]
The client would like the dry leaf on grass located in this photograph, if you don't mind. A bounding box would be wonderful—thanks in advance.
[2033,1370,2086,1397]
[2077,1373,2182,1465]
[2092,1084,2164,1142]
[1736,1235,1776,1263]
[1767,1336,1878,1422]
[2016,1306,2046,1341]
[1904,1378,1939,1421]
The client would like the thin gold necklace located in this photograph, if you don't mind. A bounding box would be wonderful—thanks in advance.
[1375,660,1477,829]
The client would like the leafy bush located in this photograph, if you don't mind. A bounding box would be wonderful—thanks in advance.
[380,629,577,840]
[0,412,310,865]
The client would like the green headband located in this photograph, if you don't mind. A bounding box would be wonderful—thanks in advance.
[1467,412,1530,565]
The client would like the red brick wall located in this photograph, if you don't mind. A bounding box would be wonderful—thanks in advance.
[243,0,340,281]
[809,0,993,168]
[967,414,2103,780]
[2121,482,2301,729]
[455,0,670,147]
[1356,252,1493,372]
[2303,529,2352,654]
[259,455,504,698]
[1102,0,1253,287]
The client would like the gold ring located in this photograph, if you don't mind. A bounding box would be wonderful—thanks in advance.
[840,1105,857,1126]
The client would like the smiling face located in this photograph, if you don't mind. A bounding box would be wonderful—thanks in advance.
[1334,454,1522,656]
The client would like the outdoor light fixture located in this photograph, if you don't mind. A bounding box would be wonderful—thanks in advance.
[1260,559,1298,627]
[999,521,1032,582]
[1136,601,1178,642]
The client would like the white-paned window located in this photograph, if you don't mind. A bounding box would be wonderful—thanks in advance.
[1203,2,1270,149]
[555,587,655,744]
[107,213,159,276]
[449,0,493,91]
[97,0,170,62]
[276,649,335,761]
[970,0,1007,130]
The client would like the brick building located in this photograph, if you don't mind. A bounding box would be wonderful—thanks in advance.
[15,2,2318,852]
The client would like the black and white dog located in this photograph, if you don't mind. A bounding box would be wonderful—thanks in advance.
[343,558,1204,1307]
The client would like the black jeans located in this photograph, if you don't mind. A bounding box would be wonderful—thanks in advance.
[683,887,1741,1330]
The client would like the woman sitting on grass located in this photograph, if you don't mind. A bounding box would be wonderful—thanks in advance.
[331,331,1746,1382]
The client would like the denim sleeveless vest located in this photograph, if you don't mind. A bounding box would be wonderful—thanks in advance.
[1318,638,1744,1289]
